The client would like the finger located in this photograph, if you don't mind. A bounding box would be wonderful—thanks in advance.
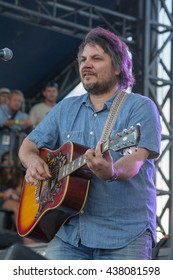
[25,167,43,185]
[43,162,52,177]
[31,170,44,180]
[30,160,51,179]
[25,173,38,185]
[85,148,95,160]
[103,150,112,162]
[95,141,103,157]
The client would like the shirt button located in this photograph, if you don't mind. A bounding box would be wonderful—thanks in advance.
[94,113,97,117]
[67,134,70,138]
[90,131,94,135]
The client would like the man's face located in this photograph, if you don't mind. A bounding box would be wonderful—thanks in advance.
[79,43,119,95]
[43,86,58,102]
[8,93,23,111]
[0,92,9,104]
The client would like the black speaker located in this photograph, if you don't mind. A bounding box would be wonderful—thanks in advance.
[3,243,47,260]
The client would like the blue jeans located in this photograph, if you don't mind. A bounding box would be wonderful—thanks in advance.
[45,230,152,260]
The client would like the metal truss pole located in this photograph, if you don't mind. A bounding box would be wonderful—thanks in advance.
[137,0,173,257]
[0,0,137,41]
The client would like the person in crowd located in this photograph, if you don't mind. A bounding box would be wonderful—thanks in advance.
[29,82,59,127]
[0,89,32,130]
[0,89,32,160]
[0,87,10,105]
[0,151,23,228]
[18,27,161,260]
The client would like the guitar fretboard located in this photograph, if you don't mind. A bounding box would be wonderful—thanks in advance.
[49,125,140,183]
[57,139,111,181]
[58,155,86,180]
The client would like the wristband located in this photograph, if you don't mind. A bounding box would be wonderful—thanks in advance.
[15,119,20,125]
[107,166,118,182]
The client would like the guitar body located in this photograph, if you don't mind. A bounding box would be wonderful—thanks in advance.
[17,125,140,242]
[17,142,90,242]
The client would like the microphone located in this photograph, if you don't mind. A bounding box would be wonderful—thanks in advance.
[0,48,13,61]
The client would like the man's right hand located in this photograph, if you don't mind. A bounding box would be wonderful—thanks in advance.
[25,156,52,185]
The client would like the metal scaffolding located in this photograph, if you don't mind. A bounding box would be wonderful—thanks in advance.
[0,0,138,102]
[141,0,173,259]
[0,0,172,258]
[0,0,137,40]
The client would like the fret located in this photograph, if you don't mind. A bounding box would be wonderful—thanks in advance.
[58,155,86,181]
[101,139,109,153]
[78,157,82,166]
[71,160,75,170]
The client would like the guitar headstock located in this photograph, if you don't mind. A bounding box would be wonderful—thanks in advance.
[108,124,141,152]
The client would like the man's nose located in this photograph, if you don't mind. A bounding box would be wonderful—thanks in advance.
[82,59,93,68]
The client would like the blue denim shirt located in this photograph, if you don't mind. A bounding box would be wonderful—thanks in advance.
[28,92,161,249]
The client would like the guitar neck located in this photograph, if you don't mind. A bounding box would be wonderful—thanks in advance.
[58,154,86,180]
[55,124,140,182]
[58,139,110,181]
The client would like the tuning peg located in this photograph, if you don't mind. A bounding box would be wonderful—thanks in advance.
[120,148,133,156]
[116,132,122,137]
[122,128,128,134]
[127,148,132,154]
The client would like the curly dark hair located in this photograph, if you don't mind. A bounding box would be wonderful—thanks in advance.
[77,27,135,90]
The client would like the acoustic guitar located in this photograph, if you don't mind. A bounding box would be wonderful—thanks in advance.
[17,125,140,242]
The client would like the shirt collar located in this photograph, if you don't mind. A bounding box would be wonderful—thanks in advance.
[81,91,120,111]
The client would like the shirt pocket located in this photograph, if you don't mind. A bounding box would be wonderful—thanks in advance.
[61,130,84,144]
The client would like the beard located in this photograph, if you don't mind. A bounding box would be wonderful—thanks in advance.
[82,73,118,95]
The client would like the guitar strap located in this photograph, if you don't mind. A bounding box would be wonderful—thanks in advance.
[100,90,128,143]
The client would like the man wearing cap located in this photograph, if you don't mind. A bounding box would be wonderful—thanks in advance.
[29,82,59,127]
[0,87,11,105]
